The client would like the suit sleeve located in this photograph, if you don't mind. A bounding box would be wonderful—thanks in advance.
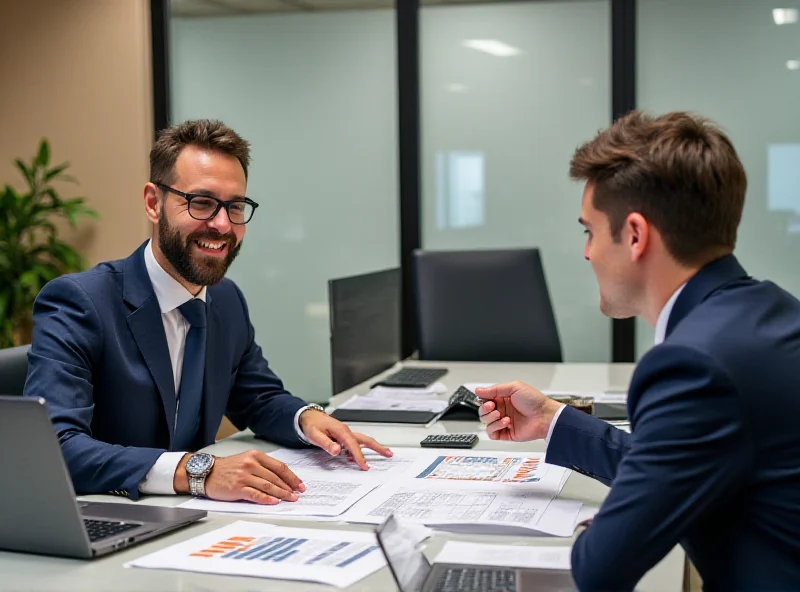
[225,283,308,447]
[545,405,631,487]
[568,345,751,591]
[24,277,164,500]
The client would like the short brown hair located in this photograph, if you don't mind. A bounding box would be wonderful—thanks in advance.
[570,111,747,266]
[150,119,251,186]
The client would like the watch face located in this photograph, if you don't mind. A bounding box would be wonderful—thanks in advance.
[186,453,213,476]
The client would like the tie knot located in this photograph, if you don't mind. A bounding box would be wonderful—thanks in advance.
[178,298,207,328]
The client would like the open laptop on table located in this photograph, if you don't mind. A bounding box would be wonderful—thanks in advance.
[376,514,575,592]
[0,396,206,559]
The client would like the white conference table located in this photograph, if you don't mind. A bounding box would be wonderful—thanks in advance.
[0,361,685,591]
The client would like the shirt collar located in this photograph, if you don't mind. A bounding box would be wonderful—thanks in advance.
[654,283,686,345]
[143,239,206,314]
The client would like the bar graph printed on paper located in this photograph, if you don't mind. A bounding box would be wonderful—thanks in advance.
[415,455,544,483]
[190,534,379,568]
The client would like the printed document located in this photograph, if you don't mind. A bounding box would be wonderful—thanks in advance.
[270,447,425,480]
[180,480,379,517]
[407,451,569,492]
[341,479,581,536]
[179,448,425,516]
[126,521,385,589]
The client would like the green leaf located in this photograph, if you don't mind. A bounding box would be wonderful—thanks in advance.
[36,139,50,167]
[44,162,70,181]
[14,159,34,188]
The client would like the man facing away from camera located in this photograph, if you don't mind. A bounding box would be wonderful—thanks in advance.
[478,111,800,590]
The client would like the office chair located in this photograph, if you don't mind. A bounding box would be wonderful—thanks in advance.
[413,248,563,362]
[0,344,31,396]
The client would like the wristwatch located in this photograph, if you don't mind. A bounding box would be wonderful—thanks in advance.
[300,403,326,418]
[185,452,215,497]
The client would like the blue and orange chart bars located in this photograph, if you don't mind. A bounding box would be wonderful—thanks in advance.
[190,534,380,567]
[128,521,387,587]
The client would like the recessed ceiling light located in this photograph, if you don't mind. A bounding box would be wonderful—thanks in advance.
[787,59,800,70]
[447,83,468,93]
[462,39,522,57]
[773,8,799,24]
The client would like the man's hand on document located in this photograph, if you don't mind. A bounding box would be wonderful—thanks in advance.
[299,408,393,470]
[476,382,565,442]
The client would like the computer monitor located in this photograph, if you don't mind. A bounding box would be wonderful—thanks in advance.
[328,268,401,395]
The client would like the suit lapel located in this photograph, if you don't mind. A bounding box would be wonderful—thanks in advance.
[123,242,178,446]
[201,292,229,445]
[665,254,749,339]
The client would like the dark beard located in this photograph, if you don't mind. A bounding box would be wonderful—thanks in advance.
[158,215,242,286]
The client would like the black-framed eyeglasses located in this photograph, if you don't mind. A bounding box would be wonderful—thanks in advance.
[155,183,259,225]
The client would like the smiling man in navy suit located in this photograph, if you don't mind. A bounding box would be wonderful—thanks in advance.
[25,119,391,503]
[478,112,800,590]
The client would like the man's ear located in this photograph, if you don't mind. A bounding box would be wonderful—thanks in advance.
[143,182,161,225]
[625,212,649,262]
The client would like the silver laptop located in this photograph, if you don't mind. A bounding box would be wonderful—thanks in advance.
[376,514,576,592]
[0,396,207,559]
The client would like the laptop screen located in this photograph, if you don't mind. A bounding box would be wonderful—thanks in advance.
[376,515,431,592]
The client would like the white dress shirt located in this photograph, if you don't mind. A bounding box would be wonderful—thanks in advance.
[544,283,687,447]
[139,240,310,494]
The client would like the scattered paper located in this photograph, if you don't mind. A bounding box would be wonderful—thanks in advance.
[341,479,580,536]
[413,454,548,484]
[336,395,447,413]
[180,480,378,517]
[435,541,572,570]
[366,386,445,399]
[126,521,385,589]
[407,452,568,490]
[271,447,425,481]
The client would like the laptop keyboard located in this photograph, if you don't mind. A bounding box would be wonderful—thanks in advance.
[376,367,448,388]
[83,519,140,542]
[434,568,517,592]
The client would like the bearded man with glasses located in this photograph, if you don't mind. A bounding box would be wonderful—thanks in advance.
[24,119,392,504]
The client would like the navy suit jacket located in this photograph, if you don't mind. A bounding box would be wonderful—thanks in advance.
[24,242,308,499]
[546,255,800,590]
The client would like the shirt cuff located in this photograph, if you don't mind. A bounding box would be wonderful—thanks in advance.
[138,451,186,495]
[544,404,567,449]
[294,405,312,444]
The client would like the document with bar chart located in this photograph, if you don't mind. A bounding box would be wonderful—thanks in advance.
[126,521,386,588]
[414,454,545,483]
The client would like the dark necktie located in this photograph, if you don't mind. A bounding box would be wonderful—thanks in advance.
[174,298,207,451]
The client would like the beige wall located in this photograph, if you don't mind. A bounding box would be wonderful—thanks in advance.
[0,0,153,265]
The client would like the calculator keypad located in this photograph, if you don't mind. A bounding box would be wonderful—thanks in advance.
[420,434,478,448]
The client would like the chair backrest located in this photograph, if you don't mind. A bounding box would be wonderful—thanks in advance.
[0,344,31,396]
[413,248,562,362]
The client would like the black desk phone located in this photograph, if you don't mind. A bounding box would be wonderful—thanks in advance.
[438,386,482,421]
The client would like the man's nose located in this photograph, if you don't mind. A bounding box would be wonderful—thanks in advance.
[206,205,232,234]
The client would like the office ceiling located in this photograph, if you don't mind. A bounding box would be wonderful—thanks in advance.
[171,0,512,17]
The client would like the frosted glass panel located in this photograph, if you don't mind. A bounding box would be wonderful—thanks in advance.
[637,0,800,359]
[171,12,398,401]
[420,1,612,362]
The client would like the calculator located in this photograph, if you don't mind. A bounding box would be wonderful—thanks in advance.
[420,434,479,449]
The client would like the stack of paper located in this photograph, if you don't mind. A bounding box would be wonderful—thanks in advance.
[126,521,386,589]
[334,386,448,413]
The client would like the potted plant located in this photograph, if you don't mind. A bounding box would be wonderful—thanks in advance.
[0,140,98,347]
